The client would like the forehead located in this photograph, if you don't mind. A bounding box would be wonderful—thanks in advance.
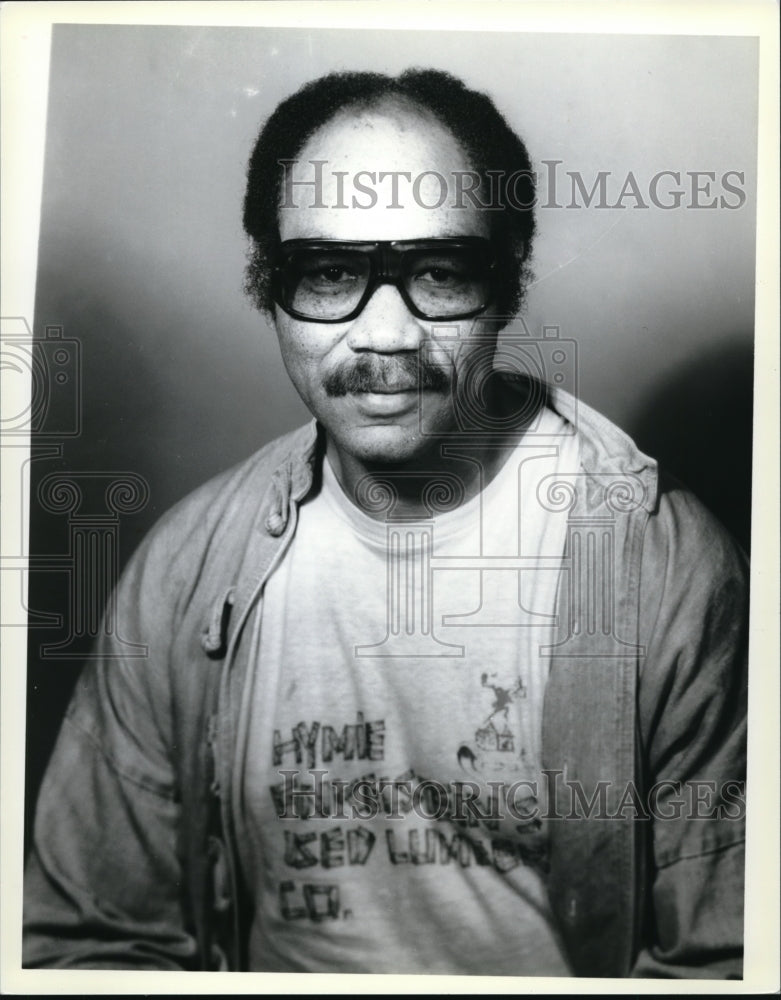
[278,100,490,242]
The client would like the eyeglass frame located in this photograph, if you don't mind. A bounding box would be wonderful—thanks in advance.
[270,237,498,323]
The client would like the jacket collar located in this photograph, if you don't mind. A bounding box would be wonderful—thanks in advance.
[260,420,320,537]
[549,386,659,514]
[260,380,660,535]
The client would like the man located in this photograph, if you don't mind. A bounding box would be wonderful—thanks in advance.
[24,69,747,978]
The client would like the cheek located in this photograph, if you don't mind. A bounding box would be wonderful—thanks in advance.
[275,320,331,389]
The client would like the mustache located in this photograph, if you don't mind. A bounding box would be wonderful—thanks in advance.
[323,354,450,397]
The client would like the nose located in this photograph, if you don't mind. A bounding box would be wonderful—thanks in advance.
[344,282,425,353]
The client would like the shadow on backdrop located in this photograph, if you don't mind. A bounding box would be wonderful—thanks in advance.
[629,338,754,555]
[24,296,168,855]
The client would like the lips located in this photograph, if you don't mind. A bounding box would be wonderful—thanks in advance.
[358,380,418,394]
[351,388,421,418]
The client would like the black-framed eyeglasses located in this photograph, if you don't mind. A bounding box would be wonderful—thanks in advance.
[272,238,496,323]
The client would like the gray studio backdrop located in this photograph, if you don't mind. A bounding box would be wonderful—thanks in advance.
[26,25,757,829]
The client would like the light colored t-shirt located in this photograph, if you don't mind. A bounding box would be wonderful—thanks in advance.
[237,407,579,975]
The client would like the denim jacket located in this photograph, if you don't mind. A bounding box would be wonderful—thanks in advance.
[23,388,748,977]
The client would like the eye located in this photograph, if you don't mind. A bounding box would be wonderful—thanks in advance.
[411,259,470,287]
[292,252,367,291]
[303,264,358,284]
[423,266,457,283]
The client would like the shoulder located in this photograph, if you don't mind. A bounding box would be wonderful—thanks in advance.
[647,471,747,581]
[640,473,749,642]
[548,384,746,572]
[121,421,317,593]
[160,422,315,531]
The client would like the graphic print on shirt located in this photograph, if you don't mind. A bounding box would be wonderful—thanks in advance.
[266,708,553,933]
[457,670,529,774]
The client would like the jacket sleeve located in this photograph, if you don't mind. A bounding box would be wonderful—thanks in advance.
[631,483,748,979]
[23,526,200,969]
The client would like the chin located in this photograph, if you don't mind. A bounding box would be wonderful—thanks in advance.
[335,423,441,468]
